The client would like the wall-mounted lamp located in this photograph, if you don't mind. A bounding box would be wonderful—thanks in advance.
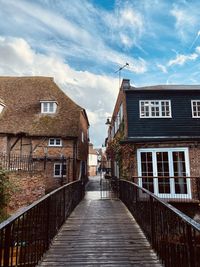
[105,118,111,125]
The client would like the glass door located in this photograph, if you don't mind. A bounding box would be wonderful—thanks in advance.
[138,148,191,198]
[156,151,170,194]
[173,151,188,194]
[140,151,154,192]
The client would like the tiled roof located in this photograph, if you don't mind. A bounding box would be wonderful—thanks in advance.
[129,84,200,91]
[0,76,88,137]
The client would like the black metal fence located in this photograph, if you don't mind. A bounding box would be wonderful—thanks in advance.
[0,154,76,182]
[0,153,36,172]
[119,179,200,267]
[0,180,84,267]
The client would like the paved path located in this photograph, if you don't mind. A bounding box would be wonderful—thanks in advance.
[37,176,162,266]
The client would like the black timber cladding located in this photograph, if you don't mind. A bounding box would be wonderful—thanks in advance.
[126,89,200,138]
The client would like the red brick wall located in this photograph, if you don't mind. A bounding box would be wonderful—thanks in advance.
[0,136,76,192]
[88,166,97,176]
[7,171,45,215]
[0,135,7,153]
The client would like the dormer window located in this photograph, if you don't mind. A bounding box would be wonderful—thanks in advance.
[140,100,171,118]
[48,138,62,147]
[41,101,57,114]
[191,100,200,118]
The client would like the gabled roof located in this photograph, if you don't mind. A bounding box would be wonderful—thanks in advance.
[0,76,89,137]
[120,79,200,91]
[129,84,200,91]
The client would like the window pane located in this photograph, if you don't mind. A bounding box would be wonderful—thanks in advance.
[156,152,170,193]
[175,178,187,194]
[173,152,186,176]
[43,103,48,112]
[56,139,61,145]
[54,164,61,176]
[49,102,54,112]
[173,151,187,194]
[49,139,54,145]
[141,152,154,192]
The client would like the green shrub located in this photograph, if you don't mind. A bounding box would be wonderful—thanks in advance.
[0,168,15,222]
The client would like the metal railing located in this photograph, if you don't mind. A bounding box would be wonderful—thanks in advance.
[132,176,200,202]
[0,153,36,172]
[0,180,84,267]
[119,179,200,267]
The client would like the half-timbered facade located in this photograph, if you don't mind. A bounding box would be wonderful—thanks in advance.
[0,76,89,192]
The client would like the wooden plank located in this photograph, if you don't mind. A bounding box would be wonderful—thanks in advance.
[37,198,163,267]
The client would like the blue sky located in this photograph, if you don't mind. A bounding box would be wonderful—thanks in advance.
[0,0,200,147]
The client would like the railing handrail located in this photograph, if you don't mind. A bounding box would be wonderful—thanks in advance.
[131,176,200,179]
[0,180,80,229]
[120,179,200,231]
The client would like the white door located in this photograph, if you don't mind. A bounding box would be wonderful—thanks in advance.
[137,148,191,199]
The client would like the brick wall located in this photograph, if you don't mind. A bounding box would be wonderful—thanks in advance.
[0,135,7,153]
[7,171,45,215]
[1,136,76,159]
[88,166,97,176]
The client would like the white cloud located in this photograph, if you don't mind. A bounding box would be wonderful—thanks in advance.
[195,46,200,54]
[102,3,144,49]
[157,64,168,73]
[0,0,147,74]
[0,36,119,147]
[167,53,198,67]
[170,4,198,42]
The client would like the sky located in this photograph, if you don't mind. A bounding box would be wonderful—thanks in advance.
[1,0,200,147]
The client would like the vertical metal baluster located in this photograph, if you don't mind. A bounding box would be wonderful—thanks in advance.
[3,224,11,267]
[187,224,195,267]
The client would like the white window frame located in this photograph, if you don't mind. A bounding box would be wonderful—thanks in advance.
[54,163,66,177]
[41,101,57,114]
[48,138,62,147]
[0,103,5,113]
[191,100,200,118]
[81,132,84,143]
[137,147,191,199]
[139,100,172,118]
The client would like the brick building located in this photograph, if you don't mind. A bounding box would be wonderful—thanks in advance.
[88,143,98,176]
[106,79,200,202]
[0,76,89,192]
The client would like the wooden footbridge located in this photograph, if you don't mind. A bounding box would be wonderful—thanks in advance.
[0,176,200,267]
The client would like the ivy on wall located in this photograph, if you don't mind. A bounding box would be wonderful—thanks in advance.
[106,133,135,179]
[0,168,15,222]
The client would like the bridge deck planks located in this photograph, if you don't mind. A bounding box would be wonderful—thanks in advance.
[37,199,163,267]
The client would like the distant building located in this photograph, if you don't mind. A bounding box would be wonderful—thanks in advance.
[0,76,89,193]
[88,143,98,176]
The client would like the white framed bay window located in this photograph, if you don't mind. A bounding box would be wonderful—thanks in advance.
[140,100,171,118]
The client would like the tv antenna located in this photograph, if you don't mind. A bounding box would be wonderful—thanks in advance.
[115,63,129,88]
